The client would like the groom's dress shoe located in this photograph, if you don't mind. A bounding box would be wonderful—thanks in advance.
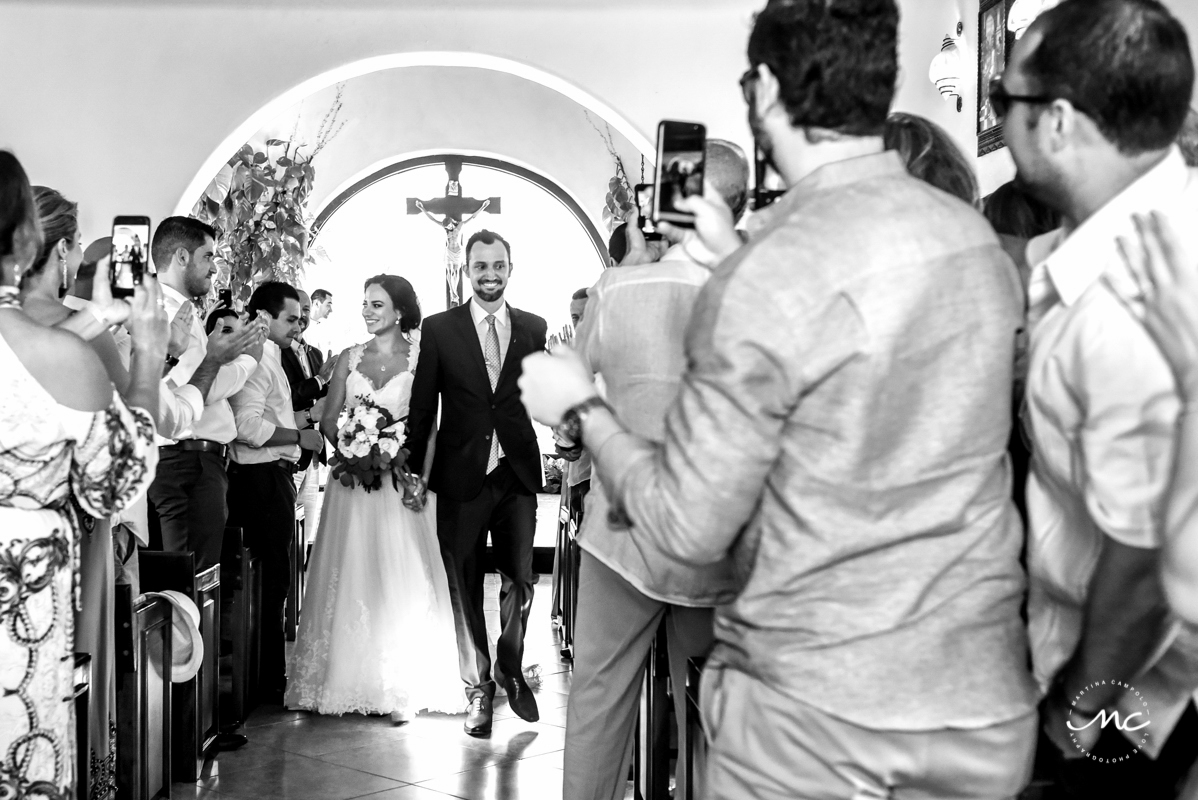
[502,674,540,723]
[464,696,493,736]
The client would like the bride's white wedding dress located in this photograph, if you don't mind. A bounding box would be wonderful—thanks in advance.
[285,340,463,716]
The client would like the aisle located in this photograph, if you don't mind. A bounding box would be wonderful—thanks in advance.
[179,574,573,800]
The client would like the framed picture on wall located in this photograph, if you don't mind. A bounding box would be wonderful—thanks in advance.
[977,0,1016,155]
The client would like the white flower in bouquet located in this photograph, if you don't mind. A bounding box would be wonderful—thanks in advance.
[378,436,400,458]
[349,438,372,459]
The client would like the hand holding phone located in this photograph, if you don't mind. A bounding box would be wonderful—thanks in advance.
[653,121,706,228]
[110,216,153,299]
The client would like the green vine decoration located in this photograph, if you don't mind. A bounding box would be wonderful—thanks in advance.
[191,86,346,304]
[586,111,636,232]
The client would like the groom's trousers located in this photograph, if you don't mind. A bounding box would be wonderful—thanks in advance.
[437,457,537,702]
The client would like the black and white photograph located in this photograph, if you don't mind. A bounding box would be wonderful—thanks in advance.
[2,1,1198,799]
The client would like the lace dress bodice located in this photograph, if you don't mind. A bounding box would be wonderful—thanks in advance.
[343,336,419,422]
[0,328,157,517]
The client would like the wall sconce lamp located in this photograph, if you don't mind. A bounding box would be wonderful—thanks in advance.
[928,21,965,113]
[1008,0,1061,40]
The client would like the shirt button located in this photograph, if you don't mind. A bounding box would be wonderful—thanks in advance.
[485,433,492,440]
[490,403,496,410]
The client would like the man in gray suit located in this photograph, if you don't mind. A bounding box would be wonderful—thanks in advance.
[561,140,749,800]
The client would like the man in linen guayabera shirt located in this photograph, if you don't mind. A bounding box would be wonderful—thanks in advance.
[562,139,748,800]
[1001,1,1198,794]
[520,1,1038,797]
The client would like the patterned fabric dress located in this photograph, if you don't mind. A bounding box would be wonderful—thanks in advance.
[0,326,157,800]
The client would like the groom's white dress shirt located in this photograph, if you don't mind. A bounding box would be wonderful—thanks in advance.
[470,298,509,463]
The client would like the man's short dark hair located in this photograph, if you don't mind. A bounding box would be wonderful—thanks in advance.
[571,287,589,301]
[204,307,238,335]
[1026,0,1193,155]
[247,281,300,319]
[152,216,216,271]
[465,229,511,264]
[747,0,898,137]
[311,288,333,303]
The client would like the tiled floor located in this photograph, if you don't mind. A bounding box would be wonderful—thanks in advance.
[183,573,575,800]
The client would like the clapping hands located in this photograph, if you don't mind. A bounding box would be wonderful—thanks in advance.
[1110,211,1198,401]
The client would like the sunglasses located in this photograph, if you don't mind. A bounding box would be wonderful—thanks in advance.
[987,77,1053,120]
[739,66,759,104]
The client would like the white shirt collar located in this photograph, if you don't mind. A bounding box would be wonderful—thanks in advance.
[470,297,510,328]
[263,339,282,363]
[160,282,191,317]
[1036,147,1189,306]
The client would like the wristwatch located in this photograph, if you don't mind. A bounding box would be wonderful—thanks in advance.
[164,354,180,369]
[559,395,610,445]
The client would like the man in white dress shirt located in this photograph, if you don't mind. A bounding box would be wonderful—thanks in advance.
[1001,0,1198,793]
[146,217,264,570]
[228,281,323,702]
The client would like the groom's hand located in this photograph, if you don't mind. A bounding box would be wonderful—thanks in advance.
[519,348,597,427]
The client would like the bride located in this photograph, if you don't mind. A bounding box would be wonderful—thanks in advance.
[285,274,462,721]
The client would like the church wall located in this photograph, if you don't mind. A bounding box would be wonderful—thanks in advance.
[1,0,1195,243]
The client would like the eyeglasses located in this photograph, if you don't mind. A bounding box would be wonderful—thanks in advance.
[987,77,1053,121]
[739,66,759,104]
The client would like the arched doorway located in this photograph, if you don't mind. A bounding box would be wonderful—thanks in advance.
[302,154,607,358]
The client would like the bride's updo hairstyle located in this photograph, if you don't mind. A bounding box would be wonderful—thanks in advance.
[364,274,421,333]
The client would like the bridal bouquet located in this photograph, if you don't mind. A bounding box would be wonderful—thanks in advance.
[331,399,411,493]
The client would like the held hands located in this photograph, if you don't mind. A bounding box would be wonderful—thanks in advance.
[518,348,598,427]
[401,474,429,512]
[1110,211,1198,402]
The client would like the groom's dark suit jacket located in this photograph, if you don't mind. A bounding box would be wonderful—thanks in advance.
[407,301,547,502]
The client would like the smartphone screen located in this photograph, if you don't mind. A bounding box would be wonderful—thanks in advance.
[110,216,152,299]
[634,183,664,241]
[753,142,786,211]
[653,121,706,227]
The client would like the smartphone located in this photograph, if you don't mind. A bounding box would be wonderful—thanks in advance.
[753,142,786,211]
[653,120,706,227]
[634,183,664,241]
[110,216,153,299]
[218,288,233,309]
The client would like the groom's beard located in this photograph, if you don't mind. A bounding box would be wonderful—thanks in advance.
[474,286,504,303]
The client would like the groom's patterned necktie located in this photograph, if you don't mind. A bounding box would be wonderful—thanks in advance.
[484,314,502,474]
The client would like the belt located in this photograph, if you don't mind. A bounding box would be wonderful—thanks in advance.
[229,458,299,474]
[162,439,228,459]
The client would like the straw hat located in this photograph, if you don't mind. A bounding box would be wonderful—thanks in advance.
[143,590,205,683]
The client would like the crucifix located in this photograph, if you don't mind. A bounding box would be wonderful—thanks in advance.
[407,157,502,308]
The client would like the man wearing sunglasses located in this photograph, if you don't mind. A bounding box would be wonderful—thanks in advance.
[1003,0,1198,795]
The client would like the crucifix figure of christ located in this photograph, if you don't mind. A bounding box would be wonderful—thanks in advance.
[407,157,502,308]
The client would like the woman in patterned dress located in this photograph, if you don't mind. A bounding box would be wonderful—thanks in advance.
[0,151,164,799]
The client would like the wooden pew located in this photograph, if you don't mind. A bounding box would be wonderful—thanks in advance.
[73,653,92,800]
[139,552,221,782]
[221,526,262,726]
[115,585,172,800]
[634,620,672,800]
[285,502,304,642]
[683,657,707,800]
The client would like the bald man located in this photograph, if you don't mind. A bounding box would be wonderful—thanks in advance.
[562,140,749,800]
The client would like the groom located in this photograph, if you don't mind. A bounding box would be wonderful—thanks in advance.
[407,229,548,736]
